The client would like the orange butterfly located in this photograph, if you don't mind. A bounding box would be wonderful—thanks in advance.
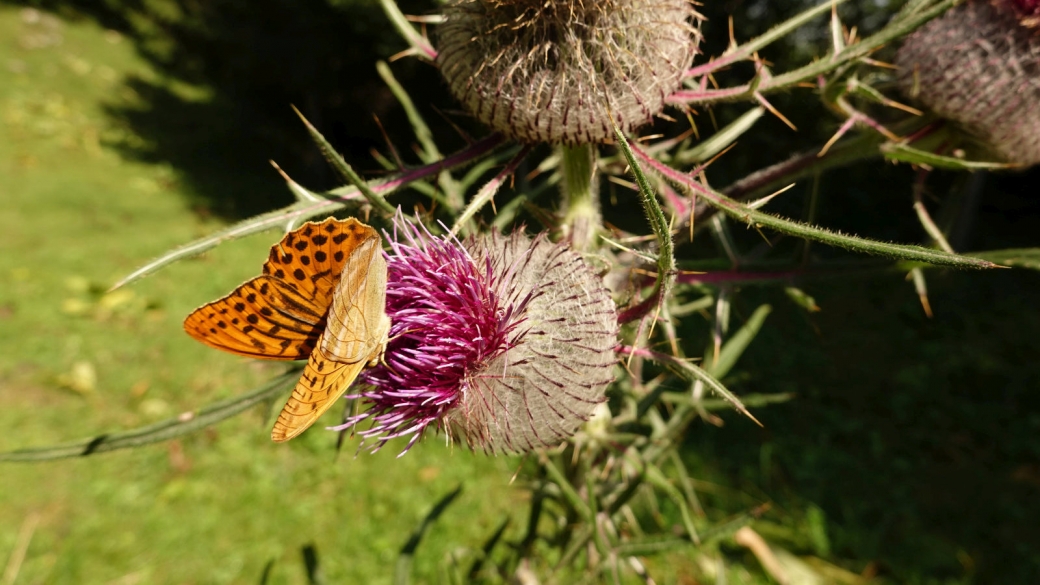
[183,217,390,442]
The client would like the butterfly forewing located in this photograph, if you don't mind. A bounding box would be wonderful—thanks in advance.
[183,216,391,442]
[183,217,380,360]
[182,276,323,360]
[261,217,377,309]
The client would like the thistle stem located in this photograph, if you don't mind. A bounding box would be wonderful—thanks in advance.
[559,144,602,250]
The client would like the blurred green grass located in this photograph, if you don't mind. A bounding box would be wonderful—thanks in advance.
[5,3,1040,584]
[0,7,519,583]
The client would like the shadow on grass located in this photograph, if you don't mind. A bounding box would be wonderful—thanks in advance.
[3,0,456,218]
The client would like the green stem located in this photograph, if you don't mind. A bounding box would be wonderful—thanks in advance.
[612,125,677,322]
[559,144,601,251]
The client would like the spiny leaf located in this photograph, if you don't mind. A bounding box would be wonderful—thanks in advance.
[109,199,351,291]
[0,370,299,462]
[686,0,845,78]
[671,106,765,166]
[292,105,396,216]
[881,143,1021,170]
[707,304,772,379]
[111,134,507,291]
[395,486,463,585]
[970,248,1040,271]
[631,141,1001,270]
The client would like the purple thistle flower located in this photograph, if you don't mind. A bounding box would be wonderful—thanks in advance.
[336,219,618,454]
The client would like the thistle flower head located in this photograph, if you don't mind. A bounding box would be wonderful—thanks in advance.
[436,0,703,145]
[895,0,1040,166]
[340,219,618,454]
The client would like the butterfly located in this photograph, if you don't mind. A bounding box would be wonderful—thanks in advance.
[183,217,390,442]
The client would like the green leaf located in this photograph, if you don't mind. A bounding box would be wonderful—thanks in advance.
[707,304,772,379]
[970,248,1040,270]
[671,107,765,166]
[0,370,299,462]
[451,145,532,236]
[634,347,759,426]
[785,286,820,313]
[881,143,1020,170]
[293,105,396,216]
[109,200,348,291]
[395,486,463,585]
[377,60,440,163]
[644,461,700,543]
[542,457,594,523]
[659,392,796,411]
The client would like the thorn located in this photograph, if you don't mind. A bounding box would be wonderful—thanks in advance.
[747,184,795,209]
[819,117,856,157]
[919,293,934,318]
[373,114,405,170]
[862,57,898,70]
[270,160,321,203]
[881,97,924,117]
[388,47,419,62]
[830,2,845,55]
[754,92,797,131]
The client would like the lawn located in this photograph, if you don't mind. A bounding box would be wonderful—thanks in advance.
[4,3,1040,584]
[0,7,518,583]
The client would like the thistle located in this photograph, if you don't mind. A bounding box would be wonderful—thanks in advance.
[896,0,1040,166]
[436,0,703,145]
[340,219,619,454]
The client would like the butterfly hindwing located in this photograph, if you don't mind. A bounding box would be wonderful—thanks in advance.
[270,342,370,442]
[321,236,389,361]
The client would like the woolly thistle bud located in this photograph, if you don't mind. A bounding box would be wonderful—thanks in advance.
[343,220,619,454]
[436,0,703,145]
[895,0,1040,166]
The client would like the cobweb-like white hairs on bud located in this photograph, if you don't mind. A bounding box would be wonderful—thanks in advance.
[446,231,619,454]
[437,0,703,145]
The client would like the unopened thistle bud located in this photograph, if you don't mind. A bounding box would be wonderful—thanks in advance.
[436,0,703,145]
[343,220,619,454]
[895,0,1040,166]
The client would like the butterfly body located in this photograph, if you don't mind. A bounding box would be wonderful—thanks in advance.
[183,217,389,442]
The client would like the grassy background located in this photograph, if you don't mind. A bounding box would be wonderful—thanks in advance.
[3,3,1040,584]
[0,7,519,583]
